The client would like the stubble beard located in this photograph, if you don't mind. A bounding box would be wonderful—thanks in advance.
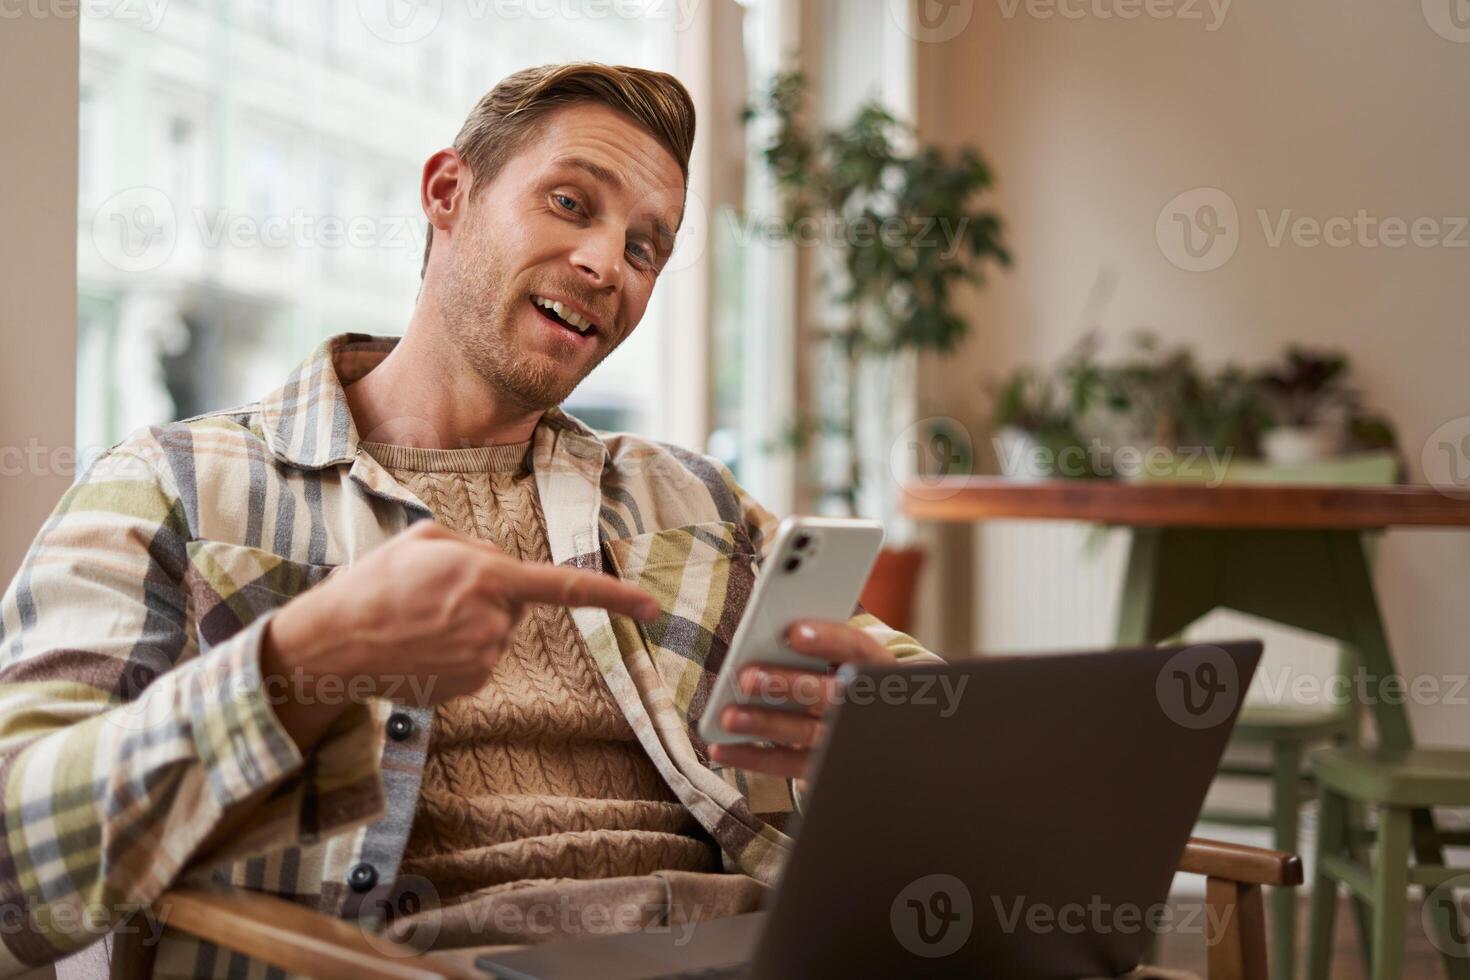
[439,217,609,413]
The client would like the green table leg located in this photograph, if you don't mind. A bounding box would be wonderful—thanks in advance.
[1115,527,1222,969]
[1115,527,1224,646]
[1324,533,1412,749]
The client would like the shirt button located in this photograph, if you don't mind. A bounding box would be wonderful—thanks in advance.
[348,863,378,893]
[386,712,414,742]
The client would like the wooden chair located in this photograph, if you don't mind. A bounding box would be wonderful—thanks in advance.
[120,838,1301,980]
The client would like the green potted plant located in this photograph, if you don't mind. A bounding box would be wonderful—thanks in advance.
[747,71,1011,630]
[986,336,1102,479]
[1001,332,1271,481]
[991,367,1076,478]
[1255,346,1356,465]
[1079,333,1204,459]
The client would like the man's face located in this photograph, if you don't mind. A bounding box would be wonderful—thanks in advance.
[436,102,686,412]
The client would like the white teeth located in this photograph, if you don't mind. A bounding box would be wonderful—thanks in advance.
[532,295,593,333]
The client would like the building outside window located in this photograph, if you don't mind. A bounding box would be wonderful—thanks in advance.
[78,2,681,454]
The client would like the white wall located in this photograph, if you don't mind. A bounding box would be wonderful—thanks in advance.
[1,15,79,584]
[915,0,1470,745]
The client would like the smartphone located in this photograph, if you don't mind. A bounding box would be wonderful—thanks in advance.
[698,515,885,746]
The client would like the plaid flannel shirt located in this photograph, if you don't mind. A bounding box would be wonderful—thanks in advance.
[0,334,939,978]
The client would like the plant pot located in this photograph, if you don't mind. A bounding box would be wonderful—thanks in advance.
[1261,425,1342,466]
[995,426,1051,479]
[860,545,926,634]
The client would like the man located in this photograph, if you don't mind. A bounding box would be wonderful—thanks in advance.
[0,64,937,977]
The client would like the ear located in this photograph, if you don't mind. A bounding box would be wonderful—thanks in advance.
[422,148,471,236]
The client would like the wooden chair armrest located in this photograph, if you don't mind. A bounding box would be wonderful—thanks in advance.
[138,843,1301,980]
[132,887,479,980]
[1174,838,1302,980]
[1179,837,1304,887]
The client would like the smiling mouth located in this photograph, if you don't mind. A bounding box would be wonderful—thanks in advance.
[530,294,599,337]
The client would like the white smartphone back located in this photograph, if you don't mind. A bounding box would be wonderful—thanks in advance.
[698,516,885,746]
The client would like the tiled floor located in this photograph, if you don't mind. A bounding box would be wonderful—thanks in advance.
[1155,893,1454,978]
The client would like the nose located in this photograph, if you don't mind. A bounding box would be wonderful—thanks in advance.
[568,223,625,293]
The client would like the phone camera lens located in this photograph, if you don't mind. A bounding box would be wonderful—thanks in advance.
[793,533,812,551]
[783,556,802,573]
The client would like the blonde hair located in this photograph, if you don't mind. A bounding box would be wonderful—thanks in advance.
[422,62,696,277]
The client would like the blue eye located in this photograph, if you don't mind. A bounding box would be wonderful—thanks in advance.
[628,241,653,263]
[554,193,580,213]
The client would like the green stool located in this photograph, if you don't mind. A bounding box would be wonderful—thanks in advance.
[1307,747,1470,980]
[1201,700,1357,980]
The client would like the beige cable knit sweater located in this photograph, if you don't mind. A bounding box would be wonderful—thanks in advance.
[361,440,721,903]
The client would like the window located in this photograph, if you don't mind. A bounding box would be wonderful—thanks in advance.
[706,0,800,512]
[79,2,682,449]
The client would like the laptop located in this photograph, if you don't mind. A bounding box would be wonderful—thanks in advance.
[476,640,1263,979]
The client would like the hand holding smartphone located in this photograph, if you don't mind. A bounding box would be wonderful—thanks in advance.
[698,516,884,746]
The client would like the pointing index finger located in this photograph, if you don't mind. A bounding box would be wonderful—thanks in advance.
[499,562,660,622]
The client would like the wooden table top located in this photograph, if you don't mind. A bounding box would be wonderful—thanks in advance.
[901,478,1470,529]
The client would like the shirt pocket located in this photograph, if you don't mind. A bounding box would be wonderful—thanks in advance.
[184,539,338,652]
[603,520,759,727]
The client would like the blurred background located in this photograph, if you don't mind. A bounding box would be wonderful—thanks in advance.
[3,1,1470,975]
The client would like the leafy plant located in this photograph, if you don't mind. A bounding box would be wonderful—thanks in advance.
[747,71,1011,513]
[992,335,1401,470]
[1255,346,1357,428]
[1068,333,1269,456]
[988,364,1097,478]
[1189,365,1271,457]
[990,367,1072,435]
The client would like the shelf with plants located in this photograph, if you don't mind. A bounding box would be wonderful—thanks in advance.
[988,334,1400,486]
